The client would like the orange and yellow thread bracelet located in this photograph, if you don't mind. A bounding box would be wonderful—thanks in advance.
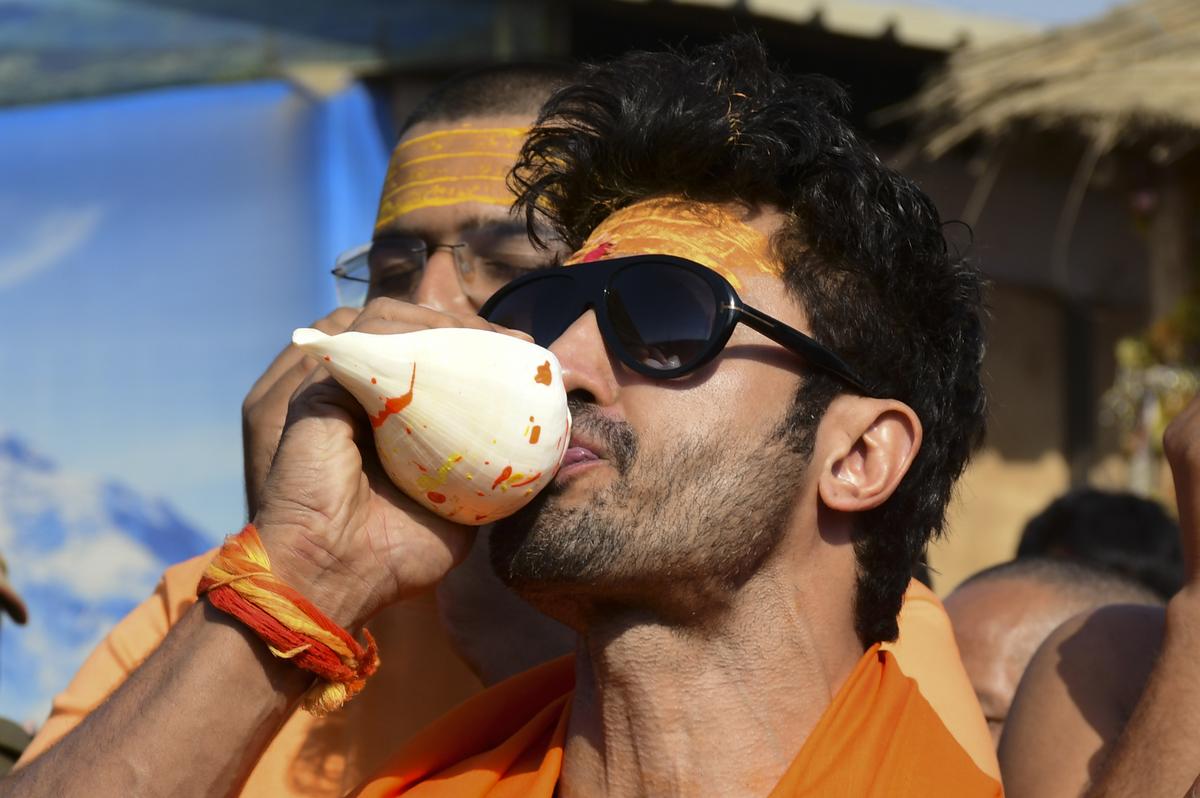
[197,524,380,716]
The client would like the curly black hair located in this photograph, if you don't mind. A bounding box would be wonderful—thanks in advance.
[1017,489,1183,600]
[510,35,987,646]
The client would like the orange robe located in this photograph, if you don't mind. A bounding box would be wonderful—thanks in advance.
[352,647,1002,797]
[883,579,997,779]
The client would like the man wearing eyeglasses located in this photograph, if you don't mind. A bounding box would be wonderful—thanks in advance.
[4,38,1001,797]
[12,63,576,796]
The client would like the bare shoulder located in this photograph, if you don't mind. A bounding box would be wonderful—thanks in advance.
[999,604,1165,798]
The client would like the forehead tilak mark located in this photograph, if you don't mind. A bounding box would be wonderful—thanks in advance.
[565,197,783,289]
[374,126,528,234]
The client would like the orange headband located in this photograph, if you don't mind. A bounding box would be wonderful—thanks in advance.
[564,196,783,290]
[374,126,526,234]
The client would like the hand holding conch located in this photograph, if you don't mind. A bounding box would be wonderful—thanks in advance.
[242,306,360,517]
[249,301,567,628]
[246,302,568,624]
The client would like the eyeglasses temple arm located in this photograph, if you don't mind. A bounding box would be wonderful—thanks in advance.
[330,267,370,282]
[737,304,875,396]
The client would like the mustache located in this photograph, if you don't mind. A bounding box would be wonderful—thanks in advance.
[568,395,638,475]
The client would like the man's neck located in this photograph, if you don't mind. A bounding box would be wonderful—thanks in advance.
[558,564,863,798]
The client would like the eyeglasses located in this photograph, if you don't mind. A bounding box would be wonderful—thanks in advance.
[331,228,558,309]
[479,254,873,393]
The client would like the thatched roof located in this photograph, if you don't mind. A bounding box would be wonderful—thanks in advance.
[904,0,1200,159]
[617,0,1033,51]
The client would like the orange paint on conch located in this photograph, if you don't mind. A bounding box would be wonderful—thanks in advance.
[510,472,541,488]
[405,427,413,435]
[414,463,428,473]
[476,491,485,497]
[370,365,417,429]
[529,425,541,444]
[492,466,512,490]
[474,513,489,521]
[534,361,552,386]
[323,355,332,362]
[427,492,446,504]
[371,377,377,385]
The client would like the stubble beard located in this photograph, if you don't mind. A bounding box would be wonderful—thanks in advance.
[490,402,815,622]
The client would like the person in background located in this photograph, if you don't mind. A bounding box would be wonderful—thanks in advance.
[0,554,29,775]
[945,557,1161,746]
[11,62,579,796]
[998,393,1200,798]
[1017,487,1183,599]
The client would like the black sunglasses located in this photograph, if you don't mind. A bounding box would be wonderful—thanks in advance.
[479,254,873,394]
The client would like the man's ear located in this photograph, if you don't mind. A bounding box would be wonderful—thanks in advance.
[816,396,922,513]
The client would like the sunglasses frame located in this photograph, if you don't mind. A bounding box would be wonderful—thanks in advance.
[479,254,874,395]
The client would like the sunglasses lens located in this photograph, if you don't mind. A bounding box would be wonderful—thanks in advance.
[607,262,719,372]
[482,274,582,347]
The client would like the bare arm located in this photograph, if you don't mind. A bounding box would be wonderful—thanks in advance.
[1002,393,1200,798]
[1084,394,1200,798]
[0,300,510,796]
[3,600,312,797]
[13,554,211,769]
[998,604,1164,798]
[1085,591,1200,798]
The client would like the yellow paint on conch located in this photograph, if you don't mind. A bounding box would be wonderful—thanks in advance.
[563,196,782,290]
[416,453,464,492]
[374,126,527,233]
[495,471,527,494]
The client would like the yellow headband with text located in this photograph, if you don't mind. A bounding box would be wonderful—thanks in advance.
[374,126,526,234]
[564,197,783,290]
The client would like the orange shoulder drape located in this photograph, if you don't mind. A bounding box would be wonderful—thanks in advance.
[352,646,1001,797]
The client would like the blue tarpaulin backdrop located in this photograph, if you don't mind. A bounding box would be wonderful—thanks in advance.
[0,78,390,725]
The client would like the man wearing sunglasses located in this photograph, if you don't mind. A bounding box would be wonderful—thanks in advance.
[348,37,992,795]
[3,38,999,797]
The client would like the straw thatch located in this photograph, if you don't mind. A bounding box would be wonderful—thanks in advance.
[904,0,1200,159]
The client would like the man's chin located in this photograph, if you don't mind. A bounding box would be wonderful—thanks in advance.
[487,486,611,595]
[489,489,552,584]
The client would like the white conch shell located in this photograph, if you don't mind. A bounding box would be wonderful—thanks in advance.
[292,327,571,525]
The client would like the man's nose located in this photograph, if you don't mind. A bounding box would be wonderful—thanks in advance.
[411,249,471,313]
[549,310,620,406]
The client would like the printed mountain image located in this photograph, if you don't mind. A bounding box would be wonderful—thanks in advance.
[0,433,213,727]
